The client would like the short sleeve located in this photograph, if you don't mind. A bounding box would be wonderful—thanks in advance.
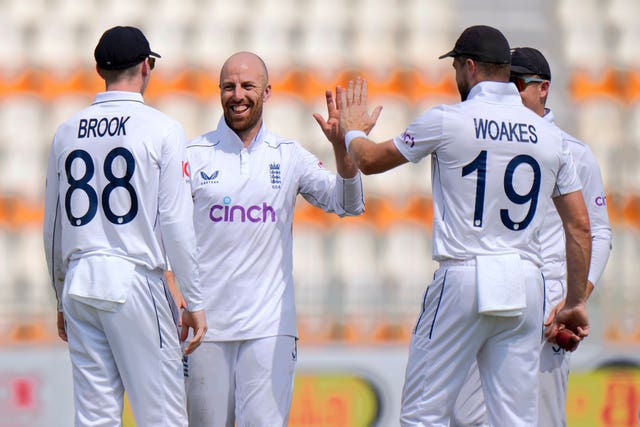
[392,106,447,163]
[552,137,582,197]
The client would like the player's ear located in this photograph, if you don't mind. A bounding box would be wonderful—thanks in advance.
[540,80,550,98]
[262,83,272,103]
[96,64,105,80]
[465,58,477,75]
[141,60,151,79]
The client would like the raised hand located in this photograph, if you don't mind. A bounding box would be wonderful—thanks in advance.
[337,77,382,136]
[312,88,343,146]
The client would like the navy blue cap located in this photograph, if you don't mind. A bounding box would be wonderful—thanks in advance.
[510,47,551,80]
[94,26,160,70]
[439,25,510,64]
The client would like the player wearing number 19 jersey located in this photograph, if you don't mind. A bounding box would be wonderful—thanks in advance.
[339,26,591,426]
[43,26,206,426]
[451,47,613,427]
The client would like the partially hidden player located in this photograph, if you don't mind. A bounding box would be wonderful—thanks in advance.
[43,26,206,426]
[335,25,591,426]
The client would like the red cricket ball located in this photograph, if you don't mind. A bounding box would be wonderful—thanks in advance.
[556,329,579,352]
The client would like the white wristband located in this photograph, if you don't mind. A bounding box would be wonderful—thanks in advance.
[345,130,367,153]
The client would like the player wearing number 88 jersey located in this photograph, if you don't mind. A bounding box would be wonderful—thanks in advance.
[43,26,206,426]
[338,25,591,426]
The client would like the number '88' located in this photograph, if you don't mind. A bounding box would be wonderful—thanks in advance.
[64,148,139,226]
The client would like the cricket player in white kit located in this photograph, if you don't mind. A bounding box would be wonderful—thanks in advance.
[337,26,592,426]
[451,47,612,427]
[43,26,207,426]
[184,51,366,426]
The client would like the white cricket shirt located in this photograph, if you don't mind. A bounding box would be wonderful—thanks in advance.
[392,82,582,267]
[538,109,611,283]
[187,117,364,341]
[43,91,202,311]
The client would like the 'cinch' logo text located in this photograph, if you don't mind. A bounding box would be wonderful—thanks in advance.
[209,196,276,223]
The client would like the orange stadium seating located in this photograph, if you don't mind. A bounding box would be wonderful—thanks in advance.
[0,0,638,347]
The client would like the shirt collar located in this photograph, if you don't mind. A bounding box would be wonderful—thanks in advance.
[466,81,523,105]
[92,91,144,105]
[542,108,555,124]
[217,115,267,151]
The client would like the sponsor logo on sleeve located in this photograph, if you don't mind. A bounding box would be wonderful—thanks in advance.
[401,131,415,148]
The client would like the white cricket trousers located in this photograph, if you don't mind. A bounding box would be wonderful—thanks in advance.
[400,260,543,427]
[185,336,297,427]
[62,266,186,427]
[451,277,570,427]
[538,278,570,427]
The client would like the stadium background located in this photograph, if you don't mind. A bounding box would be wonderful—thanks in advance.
[1,0,640,425]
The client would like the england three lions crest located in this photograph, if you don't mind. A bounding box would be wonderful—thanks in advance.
[269,163,281,189]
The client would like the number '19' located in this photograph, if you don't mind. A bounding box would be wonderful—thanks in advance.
[462,150,541,231]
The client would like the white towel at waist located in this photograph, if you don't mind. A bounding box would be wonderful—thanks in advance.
[476,253,526,317]
[65,255,136,312]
